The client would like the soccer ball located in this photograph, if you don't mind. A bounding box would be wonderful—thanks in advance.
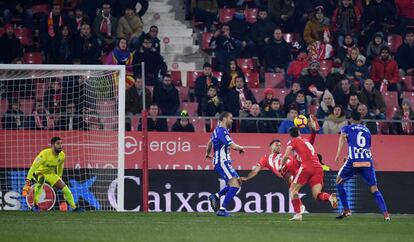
[294,115,308,129]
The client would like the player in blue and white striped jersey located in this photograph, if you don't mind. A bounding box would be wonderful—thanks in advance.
[334,111,390,221]
[205,111,245,217]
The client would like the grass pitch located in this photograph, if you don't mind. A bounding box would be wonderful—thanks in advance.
[1,212,413,242]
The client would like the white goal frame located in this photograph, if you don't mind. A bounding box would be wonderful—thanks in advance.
[0,64,126,212]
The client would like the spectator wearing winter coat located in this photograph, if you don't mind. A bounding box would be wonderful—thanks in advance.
[342,46,360,71]
[284,81,302,113]
[2,99,25,129]
[331,0,361,47]
[323,105,347,134]
[396,31,414,76]
[171,110,195,132]
[93,3,118,52]
[391,99,414,135]
[345,94,360,118]
[278,106,311,134]
[73,23,101,64]
[370,46,401,91]
[361,0,395,39]
[224,76,257,117]
[259,88,276,111]
[191,0,218,31]
[0,24,23,63]
[316,90,335,120]
[303,6,330,45]
[195,63,219,115]
[333,78,357,109]
[239,104,265,133]
[366,32,388,64]
[210,25,240,72]
[357,104,378,134]
[295,91,308,116]
[49,25,74,64]
[104,38,135,76]
[138,104,168,132]
[262,98,285,132]
[297,60,325,98]
[202,85,224,117]
[267,0,295,32]
[117,6,144,47]
[395,0,414,33]
[325,59,346,93]
[219,60,245,98]
[335,34,356,61]
[152,74,180,116]
[287,50,309,83]
[229,6,255,57]
[346,54,369,88]
[251,8,276,65]
[359,79,386,119]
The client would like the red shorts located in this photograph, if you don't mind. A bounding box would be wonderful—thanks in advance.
[292,166,324,188]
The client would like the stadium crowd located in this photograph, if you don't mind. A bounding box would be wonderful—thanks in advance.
[0,0,414,135]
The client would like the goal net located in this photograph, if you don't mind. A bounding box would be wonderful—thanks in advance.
[0,64,125,211]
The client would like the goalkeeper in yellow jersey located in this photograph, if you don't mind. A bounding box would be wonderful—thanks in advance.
[22,137,83,212]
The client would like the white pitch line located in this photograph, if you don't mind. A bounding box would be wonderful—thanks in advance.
[198,145,261,149]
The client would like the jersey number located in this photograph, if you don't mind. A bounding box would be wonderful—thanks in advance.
[357,132,366,147]
[305,142,315,156]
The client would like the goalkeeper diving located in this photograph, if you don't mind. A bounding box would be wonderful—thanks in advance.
[22,137,83,212]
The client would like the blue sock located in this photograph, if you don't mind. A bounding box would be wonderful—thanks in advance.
[221,187,239,210]
[336,183,349,211]
[217,186,229,197]
[373,191,388,213]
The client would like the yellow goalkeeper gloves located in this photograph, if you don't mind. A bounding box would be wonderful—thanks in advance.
[22,179,31,197]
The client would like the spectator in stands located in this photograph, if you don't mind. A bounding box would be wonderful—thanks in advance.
[345,94,360,118]
[5,58,33,99]
[278,106,311,133]
[335,34,356,61]
[395,0,414,34]
[391,99,414,135]
[73,22,101,64]
[333,78,357,110]
[366,32,388,64]
[138,104,168,132]
[195,62,219,115]
[117,5,144,48]
[44,79,62,114]
[136,25,161,53]
[203,85,224,117]
[342,46,360,71]
[152,74,180,116]
[72,7,90,34]
[0,24,23,64]
[2,1,33,28]
[239,104,264,133]
[191,0,218,31]
[357,104,378,134]
[171,110,195,132]
[331,0,361,47]
[396,31,414,77]
[29,100,54,130]
[361,0,395,39]
[359,79,386,120]
[268,0,295,32]
[370,46,400,91]
[112,0,148,19]
[346,54,369,88]
[49,25,74,64]
[287,49,309,84]
[284,81,301,113]
[303,6,330,45]
[2,99,25,130]
[219,60,245,98]
[262,98,285,132]
[229,5,256,57]
[251,7,275,65]
[104,38,135,75]
[93,3,117,54]
[224,75,257,118]
[133,33,167,85]
[295,91,308,116]
[125,76,152,115]
[265,27,291,73]
[325,59,346,93]
[83,109,104,130]
[298,60,325,98]
[210,25,239,72]
[317,90,335,120]
[259,88,276,111]
[322,104,347,134]
[58,102,84,130]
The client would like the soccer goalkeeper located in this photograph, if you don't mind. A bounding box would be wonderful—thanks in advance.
[22,137,82,212]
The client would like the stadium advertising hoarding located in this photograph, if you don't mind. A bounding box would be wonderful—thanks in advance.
[1,131,414,171]
[1,169,413,214]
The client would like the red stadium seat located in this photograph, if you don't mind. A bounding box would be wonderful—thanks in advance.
[170,70,182,86]
[264,73,285,88]
[180,102,198,116]
[245,72,259,88]
[212,71,223,82]
[201,32,213,50]
[24,52,42,64]
[250,88,265,102]
[166,118,176,131]
[320,60,333,77]
[245,8,258,24]
[219,8,235,23]
[387,34,403,53]
[402,91,414,110]
[274,88,289,105]
[14,28,32,46]
[402,76,414,91]
[176,86,189,102]
[32,4,50,15]
[383,91,399,118]
[186,71,203,89]
[237,58,255,73]
[191,118,206,132]
[20,99,34,114]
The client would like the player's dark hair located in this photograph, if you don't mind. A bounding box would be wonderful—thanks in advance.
[317,153,323,162]
[51,137,62,144]
[288,126,300,137]
[269,139,281,146]
[351,111,361,122]
[218,111,231,121]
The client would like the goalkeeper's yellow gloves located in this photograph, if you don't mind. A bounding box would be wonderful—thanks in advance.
[22,179,31,197]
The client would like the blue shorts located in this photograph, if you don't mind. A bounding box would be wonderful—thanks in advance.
[338,161,377,186]
[214,161,239,183]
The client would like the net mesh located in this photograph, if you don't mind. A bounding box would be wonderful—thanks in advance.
[0,67,121,211]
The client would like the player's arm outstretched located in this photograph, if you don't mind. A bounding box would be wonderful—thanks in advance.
[334,133,347,165]
[240,165,261,182]
[230,142,245,154]
[204,139,213,161]
[22,154,44,196]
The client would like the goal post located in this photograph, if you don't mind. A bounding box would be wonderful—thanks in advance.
[0,64,125,212]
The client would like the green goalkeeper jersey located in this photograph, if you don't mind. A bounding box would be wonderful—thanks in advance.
[26,148,66,180]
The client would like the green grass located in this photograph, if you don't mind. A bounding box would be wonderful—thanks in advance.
[1,212,414,242]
